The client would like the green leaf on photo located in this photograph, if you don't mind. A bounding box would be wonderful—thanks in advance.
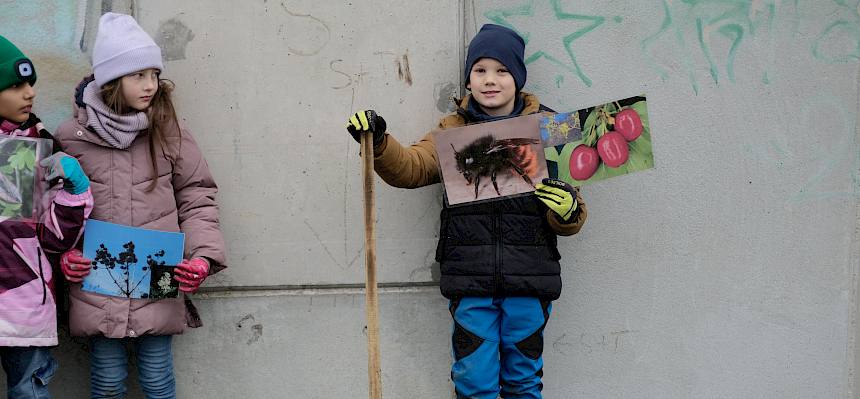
[1,202,21,217]
[8,147,35,171]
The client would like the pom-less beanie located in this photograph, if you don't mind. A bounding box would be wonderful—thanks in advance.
[464,24,527,92]
[92,12,163,87]
[0,35,36,91]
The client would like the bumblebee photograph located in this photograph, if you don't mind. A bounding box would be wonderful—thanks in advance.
[434,113,548,206]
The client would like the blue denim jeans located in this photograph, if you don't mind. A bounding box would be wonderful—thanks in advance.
[89,335,175,399]
[0,346,57,399]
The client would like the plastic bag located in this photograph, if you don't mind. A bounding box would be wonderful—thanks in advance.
[0,136,53,223]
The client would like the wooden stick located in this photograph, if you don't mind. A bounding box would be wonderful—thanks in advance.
[362,132,382,399]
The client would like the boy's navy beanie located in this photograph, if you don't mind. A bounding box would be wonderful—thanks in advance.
[464,24,526,91]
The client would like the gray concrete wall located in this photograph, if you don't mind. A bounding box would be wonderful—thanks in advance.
[1,0,859,398]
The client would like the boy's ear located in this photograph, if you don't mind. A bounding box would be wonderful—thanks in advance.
[465,81,471,90]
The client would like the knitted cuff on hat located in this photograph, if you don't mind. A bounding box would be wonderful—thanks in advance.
[93,45,162,87]
[0,36,36,91]
[91,13,163,87]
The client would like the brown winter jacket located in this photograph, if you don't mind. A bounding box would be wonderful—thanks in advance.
[53,85,226,338]
[373,92,586,235]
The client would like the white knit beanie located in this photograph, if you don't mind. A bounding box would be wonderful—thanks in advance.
[92,12,163,87]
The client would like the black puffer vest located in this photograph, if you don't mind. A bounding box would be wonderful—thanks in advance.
[436,196,562,300]
[435,99,562,300]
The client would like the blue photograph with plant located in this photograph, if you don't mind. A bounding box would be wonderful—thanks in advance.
[82,220,185,299]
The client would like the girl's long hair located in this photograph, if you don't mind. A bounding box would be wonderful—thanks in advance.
[100,76,181,191]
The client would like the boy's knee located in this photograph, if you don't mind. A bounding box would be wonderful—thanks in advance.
[514,329,544,360]
[453,321,485,360]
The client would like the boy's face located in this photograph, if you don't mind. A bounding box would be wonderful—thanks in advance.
[0,82,35,123]
[120,68,159,112]
[466,57,517,117]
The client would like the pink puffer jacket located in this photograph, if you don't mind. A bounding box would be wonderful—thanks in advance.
[0,117,93,346]
[54,83,227,338]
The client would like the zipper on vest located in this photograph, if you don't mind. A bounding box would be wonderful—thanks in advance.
[494,203,502,296]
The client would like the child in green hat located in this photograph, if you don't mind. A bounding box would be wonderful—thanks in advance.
[0,34,93,399]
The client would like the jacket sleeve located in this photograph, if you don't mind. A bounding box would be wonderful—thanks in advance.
[372,130,441,188]
[171,129,227,273]
[37,187,93,254]
[545,189,587,236]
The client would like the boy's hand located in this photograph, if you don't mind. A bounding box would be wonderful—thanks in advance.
[174,258,210,293]
[535,178,578,221]
[346,110,387,146]
[60,249,92,283]
[40,152,90,195]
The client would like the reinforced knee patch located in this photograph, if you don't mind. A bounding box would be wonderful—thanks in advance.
[514,329,544,360]
[514,300,551,360]
[452,322,484,360]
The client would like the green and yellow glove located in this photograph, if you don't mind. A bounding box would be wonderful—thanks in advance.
[535,178,578,221]
[346,110,387,147]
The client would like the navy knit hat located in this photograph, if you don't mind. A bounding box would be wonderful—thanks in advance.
[464,24,526,91]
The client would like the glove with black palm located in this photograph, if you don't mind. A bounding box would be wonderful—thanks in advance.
[346,110,387,147]
[535,178,579,221]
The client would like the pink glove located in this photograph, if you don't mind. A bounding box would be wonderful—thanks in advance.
[60,249,92,283]
[174,258,210,293]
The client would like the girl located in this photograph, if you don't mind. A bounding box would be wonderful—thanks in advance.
[55,13,226,399]
[0,34,93,399]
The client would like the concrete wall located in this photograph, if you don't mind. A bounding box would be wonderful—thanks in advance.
[1,0,859,398]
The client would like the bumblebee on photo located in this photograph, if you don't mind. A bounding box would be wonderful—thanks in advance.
[451,135,540,199]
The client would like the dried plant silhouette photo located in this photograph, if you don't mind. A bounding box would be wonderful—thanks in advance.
[90,243,176,299]
[83,220,185,299]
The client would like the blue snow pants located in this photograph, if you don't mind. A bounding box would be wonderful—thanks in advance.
[449,297,552,399]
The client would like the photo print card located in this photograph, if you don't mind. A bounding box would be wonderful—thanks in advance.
[82,220,185,299]
[543,95,654,186]
[434,113,548,206]
[0,136,53,222]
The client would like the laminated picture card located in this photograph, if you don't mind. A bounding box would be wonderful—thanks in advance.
[0,136,52,222]
[543,95,654,186]
[434,113,548,206]
[82,220,185,299]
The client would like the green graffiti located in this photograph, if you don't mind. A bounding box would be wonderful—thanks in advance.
[484,0,609,87]
[789,95,858,203]
[640,0,700,94]
[813,0,860,63]
[640,0,779,94]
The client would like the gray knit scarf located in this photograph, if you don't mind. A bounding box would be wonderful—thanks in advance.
[82,81,149,149]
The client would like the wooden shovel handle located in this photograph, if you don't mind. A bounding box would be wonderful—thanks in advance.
[362,132,382,399]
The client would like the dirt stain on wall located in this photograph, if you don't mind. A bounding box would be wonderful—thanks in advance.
[156,17,196,61]
[395,52,413,86]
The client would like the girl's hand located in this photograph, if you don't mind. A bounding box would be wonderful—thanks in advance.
[60,249,92,283]
[174,258,209,293]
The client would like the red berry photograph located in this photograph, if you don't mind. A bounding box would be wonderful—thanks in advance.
[543,95,654,186]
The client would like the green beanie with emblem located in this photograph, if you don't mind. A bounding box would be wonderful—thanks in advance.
[0,35,36,91]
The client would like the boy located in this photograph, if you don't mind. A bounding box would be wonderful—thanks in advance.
[0,34,92,398]
[346,24,587,398]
